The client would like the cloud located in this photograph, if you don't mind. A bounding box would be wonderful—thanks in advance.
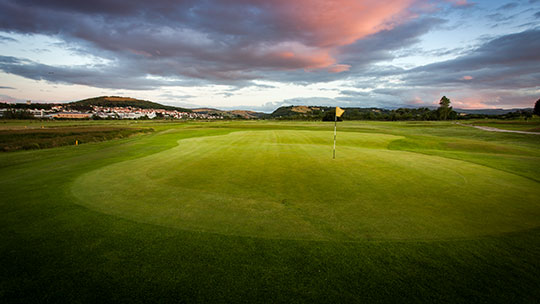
[0,55,201,90]
[497,3,519,11]
[315,29,540,109]
[0,0,537,109]
[0,34,17,43]
[0,0,420,81]
[339,17,446,68]
[366,29,539,108]
[444,0,475,8]
[405,29,540,89]
[339,90,371,97]
[0,93,24,102]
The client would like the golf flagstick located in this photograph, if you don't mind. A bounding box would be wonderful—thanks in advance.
[333,107,344,159]
[333,114,337,159]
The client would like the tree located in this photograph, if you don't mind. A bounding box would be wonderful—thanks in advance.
[2,109,35,119]
[438,96,452,120]
[534,98,540,116]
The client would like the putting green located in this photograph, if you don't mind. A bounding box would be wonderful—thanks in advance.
[72,130,540,241]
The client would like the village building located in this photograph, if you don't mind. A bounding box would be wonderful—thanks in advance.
[53,112,92,119]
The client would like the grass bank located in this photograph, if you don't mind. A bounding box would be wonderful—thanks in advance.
[0,124,153,152]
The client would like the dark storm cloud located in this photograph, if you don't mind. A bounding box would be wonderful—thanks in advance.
[257,17,446,84]
[333,29,540,108]
[497,3,519,11]
[486,12,516,22]
[404,29,540,89]
[0,0,432,85]
[339,17,446,68]
[0,34,16,42]
[0,55,197,90]
[0,0,452,89]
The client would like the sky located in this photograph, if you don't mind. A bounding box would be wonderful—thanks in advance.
[0,0,538,111]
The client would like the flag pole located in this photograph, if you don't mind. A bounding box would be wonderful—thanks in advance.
[333,112,337,159]
[333,107,344,159]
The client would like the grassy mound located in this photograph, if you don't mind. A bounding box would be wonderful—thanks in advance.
[72,129,540,241]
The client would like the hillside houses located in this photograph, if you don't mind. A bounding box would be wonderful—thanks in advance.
[91,106,222,120]
[0,103,224,120]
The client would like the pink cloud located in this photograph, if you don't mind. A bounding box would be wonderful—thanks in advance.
[448,0,470,5]
[451,91,539,109]
[269,0,416,48]
[248,41,336,70]
[451,99,492,109]
[444,0,474,7]
[327,64,351,73]
[461,75,473,80]
[429,90,535,110]
[244,0,418,71]
[411,97,425,104]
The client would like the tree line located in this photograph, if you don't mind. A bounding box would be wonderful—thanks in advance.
[274,97,537,121]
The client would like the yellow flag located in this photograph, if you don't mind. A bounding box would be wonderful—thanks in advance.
[335,107,345,117]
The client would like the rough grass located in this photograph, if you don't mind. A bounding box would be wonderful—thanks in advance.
[1,120,539,303]
[0,126,152,151]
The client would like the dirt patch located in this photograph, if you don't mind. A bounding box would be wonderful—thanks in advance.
[291,106,311,113]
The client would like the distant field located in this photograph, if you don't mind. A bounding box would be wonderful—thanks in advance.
[467,118,540,132]
[1,120,539,303]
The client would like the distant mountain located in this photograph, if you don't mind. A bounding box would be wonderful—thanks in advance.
[270,105,394,120]
[69,96,192,112]
[271,106,332,118]
[192,108,222,113]
[228,110,268,119]
[193,108,268,119]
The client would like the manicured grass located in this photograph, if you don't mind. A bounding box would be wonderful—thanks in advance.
[73,129,539,241]
[1,120,539,303]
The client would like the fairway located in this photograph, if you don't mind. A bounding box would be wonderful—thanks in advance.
[2,120,540,303]
[73,129,540,241]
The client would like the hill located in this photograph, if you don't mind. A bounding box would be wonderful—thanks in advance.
[271,105,331,119]
[271,105,396,120]
[193,108,268,119]
[69,96,192,112]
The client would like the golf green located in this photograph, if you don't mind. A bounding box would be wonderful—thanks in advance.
[72,129,540,241]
